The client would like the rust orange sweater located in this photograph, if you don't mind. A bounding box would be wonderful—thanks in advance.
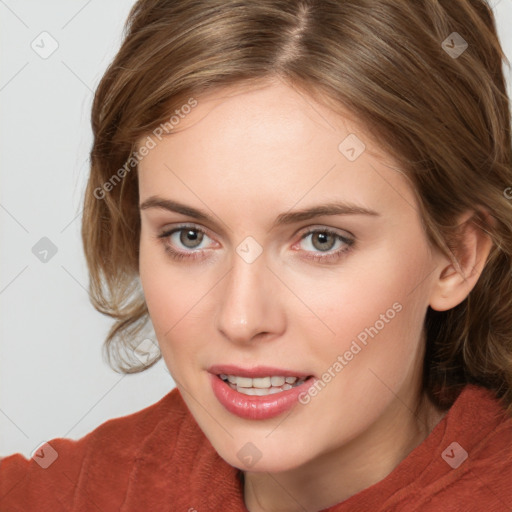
[1,384,511,511]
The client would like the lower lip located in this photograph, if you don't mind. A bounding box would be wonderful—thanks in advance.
[210,374,314,420]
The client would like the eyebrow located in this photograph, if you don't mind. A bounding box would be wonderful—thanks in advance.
[139,196,380,229]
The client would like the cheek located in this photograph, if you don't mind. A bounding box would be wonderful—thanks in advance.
[299,242,432,381]
[139,239,182,350]
[140,233,196,319]
[139,238,214,369]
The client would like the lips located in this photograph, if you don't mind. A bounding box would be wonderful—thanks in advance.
[208,365,315,420]
[208,364,311,379]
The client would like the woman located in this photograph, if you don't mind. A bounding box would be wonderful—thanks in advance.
[1,0,511,510]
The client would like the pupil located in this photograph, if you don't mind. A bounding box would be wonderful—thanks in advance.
[180,229,203,248]
[314,232,334,251]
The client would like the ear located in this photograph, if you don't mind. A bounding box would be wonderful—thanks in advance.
[429,209,494,312]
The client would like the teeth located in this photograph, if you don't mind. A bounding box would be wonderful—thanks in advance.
[236,376,253,388]
[270,376,285,386]
[237,386,286,396]
[237,387,256,395]
[252,377,271,388]
[220,374,308,395]
[238,387,270,396]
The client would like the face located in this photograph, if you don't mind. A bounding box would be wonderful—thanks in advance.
[137,78,442,474]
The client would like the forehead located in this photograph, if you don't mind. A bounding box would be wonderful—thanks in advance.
[136,80,418,222]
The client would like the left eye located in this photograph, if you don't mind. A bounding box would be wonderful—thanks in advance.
[299,230,348,252]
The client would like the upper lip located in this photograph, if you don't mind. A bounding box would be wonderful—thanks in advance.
[208,364,312,379]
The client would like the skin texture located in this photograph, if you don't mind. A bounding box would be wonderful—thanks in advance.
[137,77,493,511]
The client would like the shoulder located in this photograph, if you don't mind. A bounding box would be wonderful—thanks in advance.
[336,384,512,512]
[0,388,189,511]
[409,384,512,511]
[81,386,189,456]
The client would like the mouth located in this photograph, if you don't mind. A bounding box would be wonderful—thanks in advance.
[208,365,315,420]
[218,374,309,396]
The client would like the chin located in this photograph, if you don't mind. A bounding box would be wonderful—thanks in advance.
[214,436,315,474]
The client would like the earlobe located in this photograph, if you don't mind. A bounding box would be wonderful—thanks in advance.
[429,210,494,312]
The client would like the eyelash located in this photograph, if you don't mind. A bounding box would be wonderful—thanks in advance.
[156,224,355,263]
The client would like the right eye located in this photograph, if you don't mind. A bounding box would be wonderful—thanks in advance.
[157,224,217,261]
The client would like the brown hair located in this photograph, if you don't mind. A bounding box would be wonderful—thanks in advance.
[82,0,512,414]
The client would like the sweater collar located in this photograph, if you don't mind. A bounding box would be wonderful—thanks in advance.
[121,384,507,511]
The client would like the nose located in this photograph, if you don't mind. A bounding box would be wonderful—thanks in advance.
[215,248,285,345]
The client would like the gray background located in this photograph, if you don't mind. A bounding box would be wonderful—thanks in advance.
[1,0,511,458]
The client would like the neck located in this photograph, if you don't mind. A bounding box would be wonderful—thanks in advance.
[243,389,446,512]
